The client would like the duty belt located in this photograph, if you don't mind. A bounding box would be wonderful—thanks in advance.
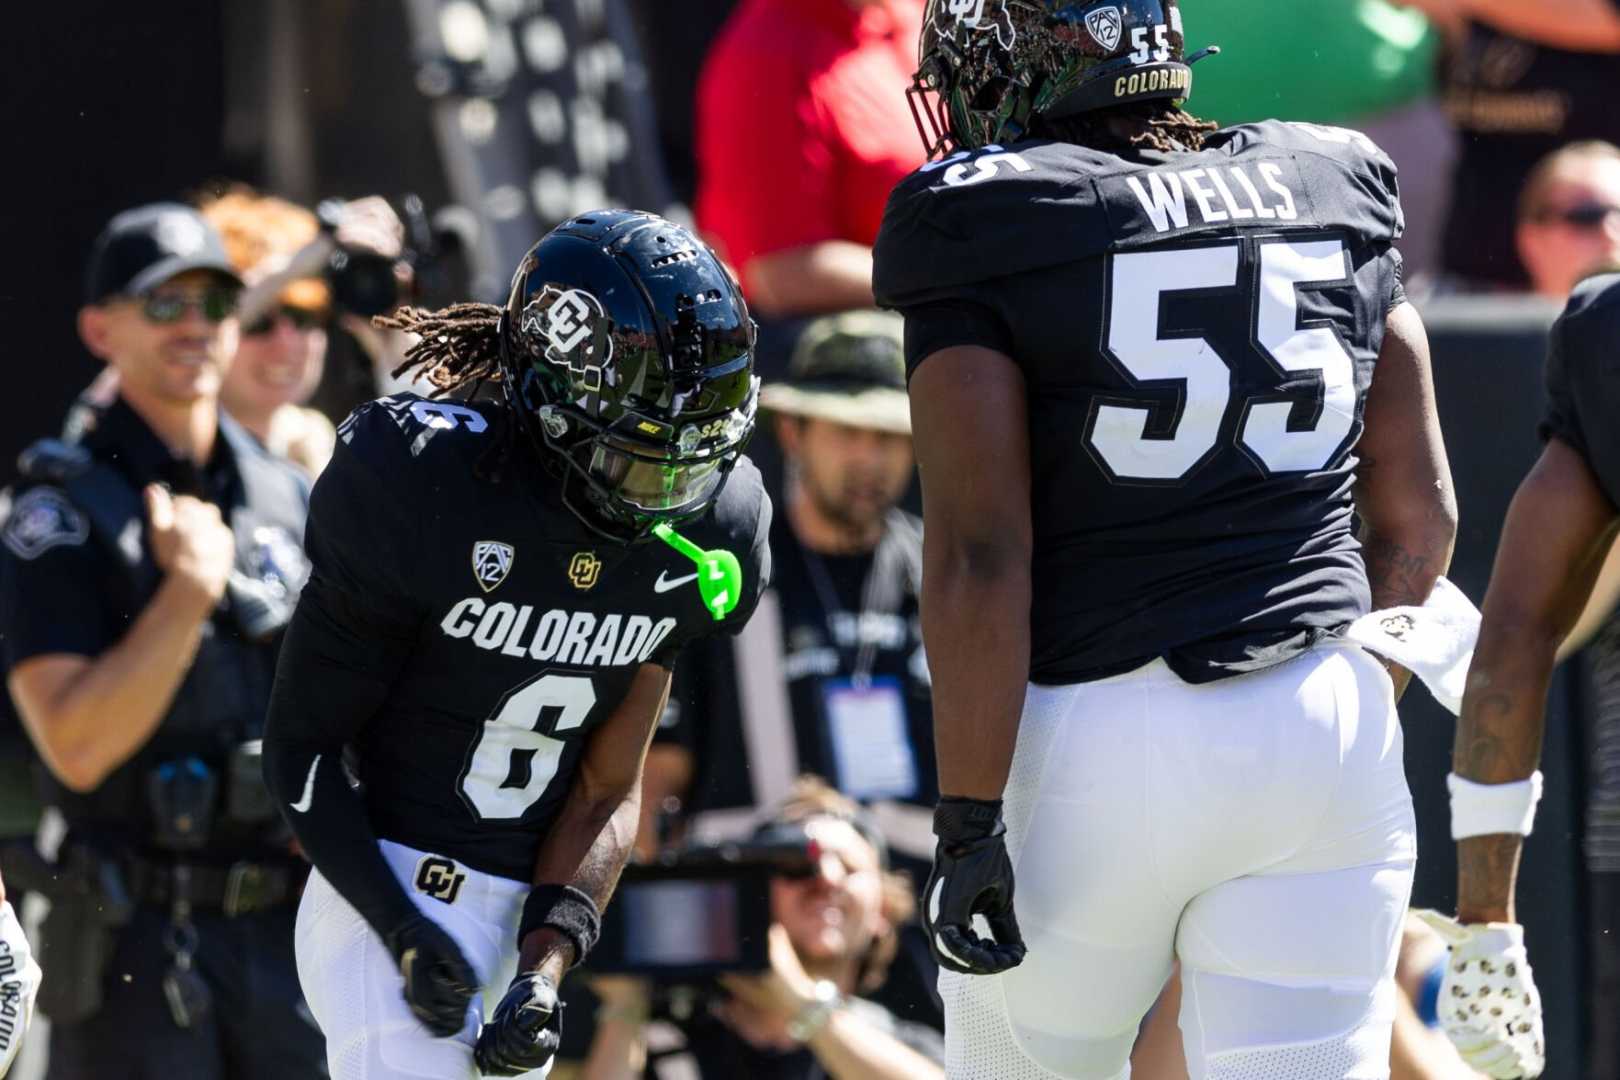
[124,856,302,917]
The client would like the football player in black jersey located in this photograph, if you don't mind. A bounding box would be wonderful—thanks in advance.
[874,2,1460,1078]
[262,210,771,1079]
[1436,273,1620,1079]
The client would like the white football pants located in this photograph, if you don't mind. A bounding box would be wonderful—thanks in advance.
[943,642,1416,1080]
[294,839,551,1080]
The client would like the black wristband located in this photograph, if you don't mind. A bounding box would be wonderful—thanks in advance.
[933,796,1004,844]
[517,885,601,969]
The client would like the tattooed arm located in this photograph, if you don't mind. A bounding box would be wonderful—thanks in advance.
[1455,439,1618,921]
[1353,302,1459,701]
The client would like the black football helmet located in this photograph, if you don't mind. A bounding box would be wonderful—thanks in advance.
[909,0,1217,158]
[499,210,758,537]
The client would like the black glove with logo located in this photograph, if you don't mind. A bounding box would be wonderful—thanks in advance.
[922,796,1026,976]
[384,913,479,1038]
[474,972,563,1077]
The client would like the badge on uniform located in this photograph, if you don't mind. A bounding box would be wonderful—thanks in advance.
[1,487,89,560]
[473,541,514,593]
[823,676,918,802]
[414,855,467,905]
[569,550,601,591]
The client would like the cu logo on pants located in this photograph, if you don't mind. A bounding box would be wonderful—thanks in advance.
[414,856,467,905]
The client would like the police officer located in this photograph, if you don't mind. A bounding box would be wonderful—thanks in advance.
[0,203,325,1079]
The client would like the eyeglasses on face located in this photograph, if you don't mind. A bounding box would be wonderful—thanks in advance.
[1532,202,1620,230]
[243,306,326,337]
[139,288,240,325]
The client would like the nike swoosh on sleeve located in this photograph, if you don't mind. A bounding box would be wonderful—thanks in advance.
[290,754,322,814]
[653,571,700,594]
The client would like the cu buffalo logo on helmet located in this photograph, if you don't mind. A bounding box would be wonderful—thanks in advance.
[521,285,614,393]
[940,0,1016,49]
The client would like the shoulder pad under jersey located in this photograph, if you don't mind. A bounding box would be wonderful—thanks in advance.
[1210,119,1402,242]
[336,394,500,468]
[875,141,1121,306]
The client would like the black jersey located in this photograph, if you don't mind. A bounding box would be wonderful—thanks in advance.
[873,121,1407,685]
[1544,272,1620,505]
[300,394,770,880]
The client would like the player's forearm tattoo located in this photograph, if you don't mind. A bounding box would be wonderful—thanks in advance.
[1361,531,1438,610]
[1455,690,1517,777]
[1457,834,1522,921]
[569,798,639,909]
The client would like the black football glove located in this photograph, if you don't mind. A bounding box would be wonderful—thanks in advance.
[922,796,1026,976]
[384,913,479,1038]
[474,972,563,1077]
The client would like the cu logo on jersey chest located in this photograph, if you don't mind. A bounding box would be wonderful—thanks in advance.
[413,856,466,905]
[569,551,602,591]
[473,541,515,593]
[522,286,612,393]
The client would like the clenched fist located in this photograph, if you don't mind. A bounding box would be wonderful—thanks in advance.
[145,484,235,605]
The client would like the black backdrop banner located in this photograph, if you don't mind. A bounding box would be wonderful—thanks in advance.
[400,0,677,302]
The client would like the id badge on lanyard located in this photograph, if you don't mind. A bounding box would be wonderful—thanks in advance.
[823,675,917,801]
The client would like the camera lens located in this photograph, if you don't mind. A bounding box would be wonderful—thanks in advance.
[326,249,400,316]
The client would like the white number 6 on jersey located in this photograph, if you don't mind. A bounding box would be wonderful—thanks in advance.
[460,672,597,820]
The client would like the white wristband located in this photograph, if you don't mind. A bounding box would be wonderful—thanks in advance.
[1448,771,1543,840]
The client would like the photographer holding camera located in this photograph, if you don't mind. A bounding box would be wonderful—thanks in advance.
[0,203,323,1079]
[581,778,942,1080]
[202,187,419,479]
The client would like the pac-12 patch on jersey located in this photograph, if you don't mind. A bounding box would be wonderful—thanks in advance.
[2,487,90,560]
[473,541,515,593]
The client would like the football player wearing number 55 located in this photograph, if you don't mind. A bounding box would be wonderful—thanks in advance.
[875,2,1462,1078]
[262,210,771,1079]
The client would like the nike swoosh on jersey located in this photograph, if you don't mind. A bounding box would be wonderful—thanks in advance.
[653,570,700,594]
[290,754,321,814]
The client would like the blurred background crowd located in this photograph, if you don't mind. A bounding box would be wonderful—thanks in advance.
[2,0,1620,1077]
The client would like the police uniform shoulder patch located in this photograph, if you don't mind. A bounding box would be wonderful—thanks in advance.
[2,486,89,561]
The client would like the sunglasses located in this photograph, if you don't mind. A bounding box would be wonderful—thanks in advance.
[1533,202,1620,230]
[243,306,327,337]
[141,289,240,325]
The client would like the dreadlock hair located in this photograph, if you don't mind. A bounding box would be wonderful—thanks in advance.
[374,302,522,483]
[1028,98,1218,155]
[373,302,506,400]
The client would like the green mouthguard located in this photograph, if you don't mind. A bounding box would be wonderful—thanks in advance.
[652,522,743,621]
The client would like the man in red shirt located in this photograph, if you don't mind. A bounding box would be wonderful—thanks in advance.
[696,0,926,318]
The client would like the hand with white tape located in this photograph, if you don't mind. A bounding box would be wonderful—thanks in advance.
[1413,910,1544,1078]
[0,898,41,1079]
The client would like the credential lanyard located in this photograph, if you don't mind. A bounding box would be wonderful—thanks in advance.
[799,541,891,689]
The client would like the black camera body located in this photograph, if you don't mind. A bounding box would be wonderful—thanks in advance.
[591,834,817,983]
[315,195,470,317]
